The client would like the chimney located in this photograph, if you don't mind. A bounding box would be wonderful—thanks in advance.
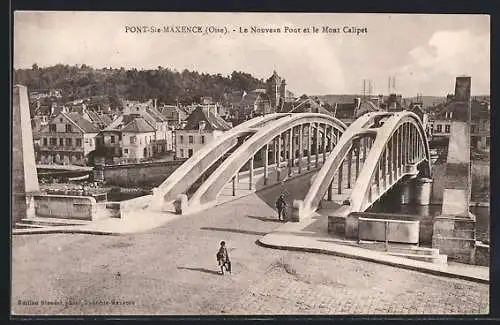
[454,76,471,102]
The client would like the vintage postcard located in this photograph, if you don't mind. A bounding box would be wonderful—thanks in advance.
[12,11,490,316]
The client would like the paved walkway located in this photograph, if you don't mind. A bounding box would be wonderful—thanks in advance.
[13,211,181,235]
[258,214,489,284]
[17,156,489,284]
[12,189,489,315]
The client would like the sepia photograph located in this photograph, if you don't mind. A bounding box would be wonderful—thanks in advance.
[11,11,490,316]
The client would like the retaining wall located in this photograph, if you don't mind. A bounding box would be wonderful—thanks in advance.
[94,160,186,187]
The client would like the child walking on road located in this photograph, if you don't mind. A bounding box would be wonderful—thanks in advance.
[216,241,231,275]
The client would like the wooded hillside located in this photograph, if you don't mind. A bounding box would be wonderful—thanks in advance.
[14,64,267,105]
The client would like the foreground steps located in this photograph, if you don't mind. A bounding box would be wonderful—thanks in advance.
[357,241,448,264]
[17,217,92,228]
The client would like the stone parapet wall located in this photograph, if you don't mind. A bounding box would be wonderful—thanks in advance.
[94,160,186,187]
[33,194,100,221]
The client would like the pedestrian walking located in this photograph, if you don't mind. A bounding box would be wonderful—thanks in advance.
[216,241,231,275]
[275,193,287,221]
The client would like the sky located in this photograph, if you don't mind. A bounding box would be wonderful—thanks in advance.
[13,12,490,96]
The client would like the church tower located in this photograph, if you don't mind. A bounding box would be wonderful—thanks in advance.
[266,70,286,112]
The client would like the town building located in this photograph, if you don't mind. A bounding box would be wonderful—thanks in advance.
[224,71,295,125]
[94,100,173,164]
[157,104,190,128]
[175,106,232,159]
[430,97,490,151]
[36,112,99,166]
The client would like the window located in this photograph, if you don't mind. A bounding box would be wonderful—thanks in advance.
[180,149,184,158]
[445,125,450,133]
[90,139,93,146]
[201,135,205,144]
[189,135,194,144]
[59,118,63,123]
[66,138,72,146]
[43,138,48,146]
[130,136,136,144]
[76,138,82,147]
[49,124,56,132]
[436,124,442,133]
[59,138,64,146]
[188,149,193,157]
[123,148,128,154]
[471,125,476,133]
[65,124,72,132]
[486,137,490,146]
[85,138,89,144]
[179,135,184,144]
[110,135,115,144]
[50,137,57,145]
[118,134,122,141]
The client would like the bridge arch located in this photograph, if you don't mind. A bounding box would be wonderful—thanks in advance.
[183,113,347,214]
[151,113,291,209]
[349,111,431,212]
[295,112,394,219]
[294,111,431,219]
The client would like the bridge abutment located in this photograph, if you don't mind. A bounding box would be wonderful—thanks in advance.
[431,76,479,265]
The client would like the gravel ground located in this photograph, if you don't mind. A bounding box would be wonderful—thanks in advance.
[12,189,489,316]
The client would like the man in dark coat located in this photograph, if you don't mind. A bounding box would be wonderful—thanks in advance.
[275,194,287,221]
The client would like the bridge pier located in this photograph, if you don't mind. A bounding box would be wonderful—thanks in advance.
[414,177,433,205]
[398,179,413,205]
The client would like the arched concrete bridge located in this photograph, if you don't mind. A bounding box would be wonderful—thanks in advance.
[151,113,347,213]
[293,110,432,221]
[149,111,431,219]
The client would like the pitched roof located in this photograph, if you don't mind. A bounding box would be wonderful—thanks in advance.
[239,92,264,107]
[289,98,333,116]
[433,100,489,122]
[34,105,51,116]
[99,114,113,125]
[64,112,100,133]
[332,103,357,119]
[355,100,380,117]
[280,102,295,113]
[146,107,167,122]
[224,91,245,106]
[121,116,156,133]
[183,106,232,131]
[50,106,65,117]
